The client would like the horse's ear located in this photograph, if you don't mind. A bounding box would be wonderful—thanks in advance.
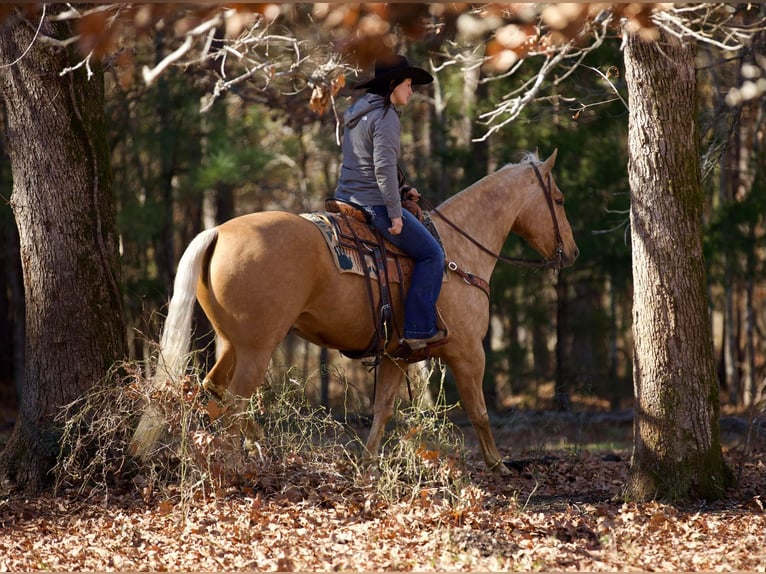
[544,148,558,169]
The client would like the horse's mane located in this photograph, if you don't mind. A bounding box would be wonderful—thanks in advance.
[505,150,542,168]
[437,151,541,209]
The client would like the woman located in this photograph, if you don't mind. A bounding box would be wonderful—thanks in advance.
[335,55,445,350]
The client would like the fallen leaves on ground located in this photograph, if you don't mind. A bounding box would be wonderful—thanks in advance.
[1,445,764,572]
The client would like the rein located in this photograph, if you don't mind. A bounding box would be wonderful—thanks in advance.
[422,163,564,271]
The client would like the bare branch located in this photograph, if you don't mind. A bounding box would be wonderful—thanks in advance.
[583,65,628,109]
[141,11,226,86]
[0,4,46,70]
[448,4,766,139]
[142,35,194,86]
[474,49,568,142]
[23,2,765,137]
[653,6,750,51]
[59,51,94,80]
[471,15,608,143]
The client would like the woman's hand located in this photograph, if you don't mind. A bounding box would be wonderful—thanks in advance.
[389,217,403,235]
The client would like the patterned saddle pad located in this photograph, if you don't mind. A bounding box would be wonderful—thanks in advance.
[301,211,414,286]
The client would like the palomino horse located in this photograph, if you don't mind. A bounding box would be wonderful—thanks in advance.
[130,150,578,474]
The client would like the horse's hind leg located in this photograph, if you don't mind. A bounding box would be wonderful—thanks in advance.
[202,340,275,441]
[202,339,236,399]
[364,357,406,463]
[202,339,275,399]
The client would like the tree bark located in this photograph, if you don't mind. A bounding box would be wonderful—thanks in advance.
[0,7,127,493]
[623,29,733,500]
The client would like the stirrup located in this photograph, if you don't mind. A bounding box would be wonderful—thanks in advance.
[401,329,447,350]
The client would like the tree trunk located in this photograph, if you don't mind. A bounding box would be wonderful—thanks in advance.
[623,30,733,500]
[0,7,127,493]
[554,274,572,411]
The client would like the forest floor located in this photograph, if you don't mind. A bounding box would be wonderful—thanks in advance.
[1,404,765,572]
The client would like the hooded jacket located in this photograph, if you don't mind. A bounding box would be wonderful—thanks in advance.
[334,93,403,220]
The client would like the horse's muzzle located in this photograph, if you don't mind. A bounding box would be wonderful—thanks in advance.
[560,246,579,268]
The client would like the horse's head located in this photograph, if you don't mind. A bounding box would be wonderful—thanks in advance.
[512,149,579,268]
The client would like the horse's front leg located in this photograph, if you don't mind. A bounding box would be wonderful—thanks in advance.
[363,356,406,464]
[446,347,511,475]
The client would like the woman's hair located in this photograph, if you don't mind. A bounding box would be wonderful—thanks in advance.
[368,77,405,113]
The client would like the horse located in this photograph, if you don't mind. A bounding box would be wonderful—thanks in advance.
[130,149,579,475]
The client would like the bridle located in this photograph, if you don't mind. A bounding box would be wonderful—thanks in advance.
[423,162,565,277]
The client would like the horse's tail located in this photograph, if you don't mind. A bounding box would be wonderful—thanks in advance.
[155,227,219,381]
[129,227,219,459]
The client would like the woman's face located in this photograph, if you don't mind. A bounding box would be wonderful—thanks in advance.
[390,78,413,106]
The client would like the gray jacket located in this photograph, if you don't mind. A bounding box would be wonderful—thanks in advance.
[335,93,403,220]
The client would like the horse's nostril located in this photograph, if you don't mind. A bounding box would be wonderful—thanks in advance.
[574,247,580,260]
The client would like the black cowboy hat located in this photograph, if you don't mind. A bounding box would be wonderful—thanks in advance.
[353,54,433,90]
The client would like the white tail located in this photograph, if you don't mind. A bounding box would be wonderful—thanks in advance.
[129,227,219,458]
[154,227,219,383]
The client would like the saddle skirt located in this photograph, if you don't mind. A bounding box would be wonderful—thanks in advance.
[301,211,416,286]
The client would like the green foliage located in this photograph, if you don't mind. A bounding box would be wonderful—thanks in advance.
[704,172,766,280]
[191,107,274,191]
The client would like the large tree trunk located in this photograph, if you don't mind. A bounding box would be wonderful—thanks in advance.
[0,7,127,493]
[623,30,733,500]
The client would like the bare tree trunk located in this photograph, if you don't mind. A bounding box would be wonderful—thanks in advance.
[555,274,572,411]
[504,293,521,395]
[428,68,448,200]
[743,276,756,405]
[0,7,126,493]
[152,30,177,292]
[720,136,740,404]
[623,30,733,500]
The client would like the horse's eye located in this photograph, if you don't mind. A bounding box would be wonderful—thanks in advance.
[555,198,564,206]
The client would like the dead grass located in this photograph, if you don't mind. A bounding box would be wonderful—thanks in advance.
[54,357,471,516]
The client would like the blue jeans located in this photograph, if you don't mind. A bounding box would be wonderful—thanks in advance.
[366,205,444,339]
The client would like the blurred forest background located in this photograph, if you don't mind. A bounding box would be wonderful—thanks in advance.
[0,4,763,422]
